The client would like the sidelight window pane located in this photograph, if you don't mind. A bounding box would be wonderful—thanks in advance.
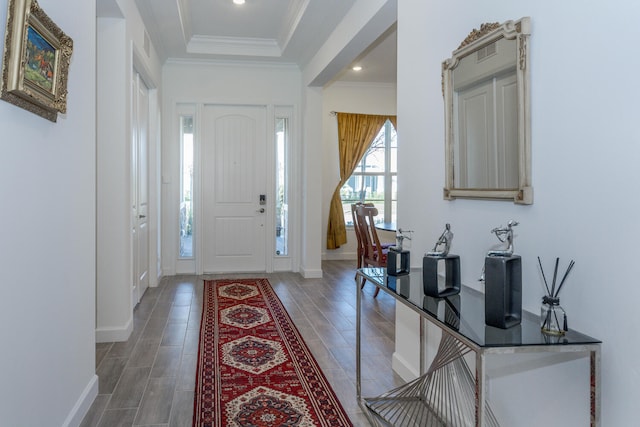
[179,115,194,258]
[275,117,288,256]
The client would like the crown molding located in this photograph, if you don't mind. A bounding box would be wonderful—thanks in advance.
[187,35,282,57]
[278,0,310,49]
[165,57,299,70]
[328,81,396,89]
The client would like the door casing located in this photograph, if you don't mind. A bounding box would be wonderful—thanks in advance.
[132,70,150,305]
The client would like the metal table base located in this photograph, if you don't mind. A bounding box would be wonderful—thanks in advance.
[355,268,601,427]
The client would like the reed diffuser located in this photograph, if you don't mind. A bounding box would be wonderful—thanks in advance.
[538,257,575,335]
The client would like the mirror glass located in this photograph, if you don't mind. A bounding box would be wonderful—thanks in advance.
[443,17,532,204]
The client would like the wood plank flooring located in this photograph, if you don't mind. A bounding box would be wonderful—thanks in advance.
[80,260,402,427]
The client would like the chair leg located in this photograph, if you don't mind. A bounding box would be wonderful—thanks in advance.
[359,275,378,297]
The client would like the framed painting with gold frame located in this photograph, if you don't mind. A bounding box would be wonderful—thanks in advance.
[1,0,73,122]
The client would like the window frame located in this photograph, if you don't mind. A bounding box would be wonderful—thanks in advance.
[341,119,397,226]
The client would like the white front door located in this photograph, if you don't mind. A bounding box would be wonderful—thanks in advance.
[132,71,149,303]
[201,105,267,272]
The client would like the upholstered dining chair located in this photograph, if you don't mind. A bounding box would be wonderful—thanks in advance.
[354,204,392,297]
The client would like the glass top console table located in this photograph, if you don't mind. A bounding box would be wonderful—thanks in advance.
[355,267,601,427]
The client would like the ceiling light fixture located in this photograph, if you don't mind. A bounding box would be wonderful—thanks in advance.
[233,0,245,5]
[352,66,362,71]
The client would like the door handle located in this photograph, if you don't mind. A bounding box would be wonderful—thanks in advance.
[257,208,265,213]
[139,215,146,219]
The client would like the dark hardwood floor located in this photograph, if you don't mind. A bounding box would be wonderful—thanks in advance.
[80,260,401,427]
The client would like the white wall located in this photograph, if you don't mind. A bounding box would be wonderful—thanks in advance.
[0,0,97,425]
[96,0,162,342]
[96,16,132,342]
[397,0,640,425]
[321,82,397,260]
[161,61,302,274]
[300,86,324,278]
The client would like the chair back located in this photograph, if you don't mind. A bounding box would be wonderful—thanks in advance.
[354,204,387,268]
[351,203,364,267]
[351,202,374,268]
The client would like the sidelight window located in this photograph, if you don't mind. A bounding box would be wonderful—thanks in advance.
[179,114,194,258]
[275,115,289,256]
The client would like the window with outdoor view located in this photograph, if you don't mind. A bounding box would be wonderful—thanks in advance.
[179,114,194,258]
[275,115,289,256]
[341,119,397,226]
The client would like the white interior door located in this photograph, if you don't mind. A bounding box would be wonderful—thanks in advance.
[456,73,517,189]
[132,72,149,303]
[457,81,494,188]
[201,105,267,272]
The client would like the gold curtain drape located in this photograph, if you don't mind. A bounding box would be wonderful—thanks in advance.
[389,116,397,131]
[326,112,397,249]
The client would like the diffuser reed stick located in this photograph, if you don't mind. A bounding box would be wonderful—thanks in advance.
[537,256,551,295]
[554,260,575,297]
[550,257,559,298]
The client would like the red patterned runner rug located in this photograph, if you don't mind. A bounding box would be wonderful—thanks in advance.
[194,278,353,427]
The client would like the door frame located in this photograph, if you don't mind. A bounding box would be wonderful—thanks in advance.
[130,47,160,306]
[130,67,152,307]
[172,102,299,275]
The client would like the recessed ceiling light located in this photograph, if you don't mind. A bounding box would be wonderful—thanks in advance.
[233,0,245,5]
[352,66,362,71]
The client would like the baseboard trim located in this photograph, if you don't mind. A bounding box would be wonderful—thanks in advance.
[62,374,98,427]
[96,317,133,343]
[392,351,420,382]
[149,268,163,287]
[299,266,323,279]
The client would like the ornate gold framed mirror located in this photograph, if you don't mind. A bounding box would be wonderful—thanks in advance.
[442,17,532,204]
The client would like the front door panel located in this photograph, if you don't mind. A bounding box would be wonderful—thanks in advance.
[202,105,267,272]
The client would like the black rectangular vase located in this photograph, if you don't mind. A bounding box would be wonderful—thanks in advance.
[423,255,460,297]
[484,255,522,329]
[387,247,410,276]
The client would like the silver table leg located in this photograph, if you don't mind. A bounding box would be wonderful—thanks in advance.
[356,273,362,402]
[476,352,486,427]
[590,346,601,426]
